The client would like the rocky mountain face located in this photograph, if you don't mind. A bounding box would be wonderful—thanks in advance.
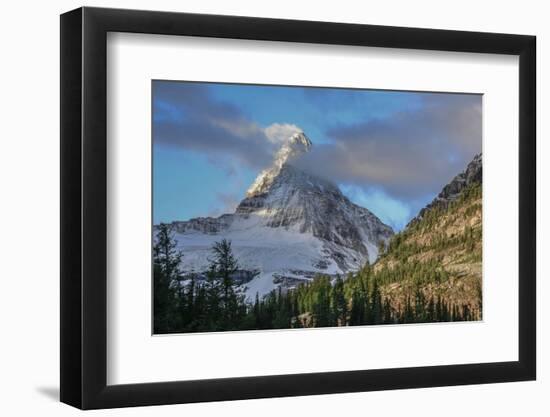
[409,153,482,226]
[374,153,483,320]
[168,131,393,299]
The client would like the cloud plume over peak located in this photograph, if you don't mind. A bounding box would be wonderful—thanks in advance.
[264,123,303,144]
[153,82,305,171]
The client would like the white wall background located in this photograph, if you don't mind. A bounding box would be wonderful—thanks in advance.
[0,0,546,415]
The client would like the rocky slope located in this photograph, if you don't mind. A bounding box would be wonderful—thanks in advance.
[374,154,483,320]
[409,153,482,226]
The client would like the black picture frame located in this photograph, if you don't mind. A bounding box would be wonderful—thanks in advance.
[60,6,536,410]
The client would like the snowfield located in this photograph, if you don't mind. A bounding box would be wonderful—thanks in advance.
[174,216,361,300]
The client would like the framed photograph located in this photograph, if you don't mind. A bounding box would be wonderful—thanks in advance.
[60,7,536,409]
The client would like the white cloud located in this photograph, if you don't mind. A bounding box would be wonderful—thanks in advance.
[264,123,303,144]
[296,94,482,200]
[210,117,264,140]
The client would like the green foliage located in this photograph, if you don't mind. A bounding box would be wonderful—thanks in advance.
[153,224,182,333]
[208,239,242,329]
[153,181,482,333]
[153,231,248,333]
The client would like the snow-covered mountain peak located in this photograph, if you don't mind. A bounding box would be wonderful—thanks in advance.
[274,131,312,167]
[247,131,312,197]
[166,129,393,299]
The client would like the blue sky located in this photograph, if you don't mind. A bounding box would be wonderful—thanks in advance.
[153,81,481,231]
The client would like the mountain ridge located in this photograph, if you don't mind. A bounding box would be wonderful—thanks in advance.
[371,153,483,320]
[408,153,482,227]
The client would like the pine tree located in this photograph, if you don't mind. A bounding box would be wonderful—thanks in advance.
[331,277,348,325]
[403,295,414,323]
[370,279,382,324]
[208,239,241,330]
[253,293,261,327]
[180,273,196,329]
[414,287,426,323]
[210,239,239,279]
[427,295,436,322]
[349,290,365,325]
[377,239,387,257]
[154,223,183,282]
[193,284,209,330]
[153,223,183,333]
[204,267,222,329]
[311,276,332,327]
[383,297,393,324]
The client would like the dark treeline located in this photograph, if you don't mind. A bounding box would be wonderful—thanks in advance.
[153,224,247,333]
[153,223,475,334]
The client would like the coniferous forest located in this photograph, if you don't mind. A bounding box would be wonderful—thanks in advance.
[153,182,482,334]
